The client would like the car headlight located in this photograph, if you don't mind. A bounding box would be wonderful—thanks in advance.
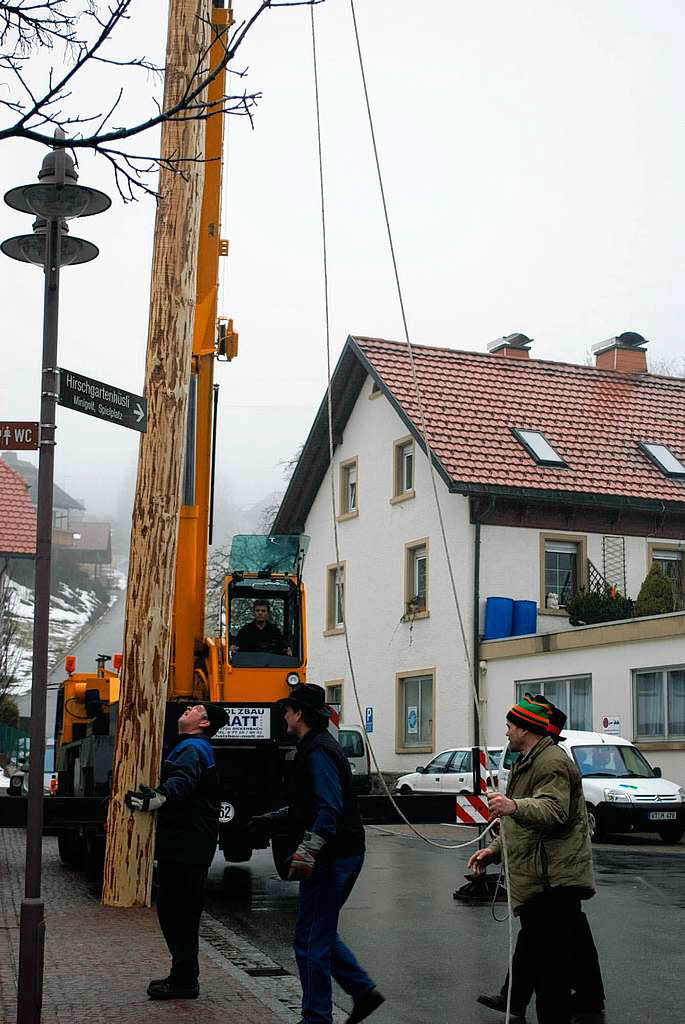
[603,788,631,803]
[286,672,300,686]
[678,787,685,804]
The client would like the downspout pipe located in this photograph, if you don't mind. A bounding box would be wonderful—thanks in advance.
[473,520,481,747]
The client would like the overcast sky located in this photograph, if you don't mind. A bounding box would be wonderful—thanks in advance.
[2,0,685,523]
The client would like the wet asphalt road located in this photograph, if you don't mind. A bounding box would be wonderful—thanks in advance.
[205,826,685,1024]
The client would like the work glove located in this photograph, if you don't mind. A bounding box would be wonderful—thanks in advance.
[287,830,325,881]
[125,784,166,812]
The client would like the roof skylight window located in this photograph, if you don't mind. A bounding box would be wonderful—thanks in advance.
[512,429,567,468]
[638,442,685,479]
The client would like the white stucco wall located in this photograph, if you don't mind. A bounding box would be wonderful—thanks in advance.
[482,626,685,785]
[479,525,685,635]
[303,375,476,772]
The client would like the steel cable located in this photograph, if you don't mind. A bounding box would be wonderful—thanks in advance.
[309,6,515,1018]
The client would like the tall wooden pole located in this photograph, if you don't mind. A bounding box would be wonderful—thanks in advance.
[102,0,211,908]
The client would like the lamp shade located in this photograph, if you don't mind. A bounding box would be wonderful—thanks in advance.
[4,182,111,220]
[1,233,99,266]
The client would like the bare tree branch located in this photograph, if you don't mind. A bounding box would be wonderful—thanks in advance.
[1,0,327,200]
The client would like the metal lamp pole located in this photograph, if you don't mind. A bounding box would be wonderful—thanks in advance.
[1,131,110,1024]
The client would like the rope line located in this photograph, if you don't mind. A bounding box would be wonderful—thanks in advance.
[309,2,483,853]
[308,4,517,1014]
[345,5,516,1011]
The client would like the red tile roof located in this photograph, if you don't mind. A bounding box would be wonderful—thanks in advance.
[0,458,37,556]
[354,336,685,504]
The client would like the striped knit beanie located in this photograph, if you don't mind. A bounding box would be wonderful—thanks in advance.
[507,695,551,736]
[526,692,567,742]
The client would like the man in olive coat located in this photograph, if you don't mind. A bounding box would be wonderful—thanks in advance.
[468,695,595,1024]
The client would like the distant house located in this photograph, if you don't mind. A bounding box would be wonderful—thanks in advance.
[1,451,85,530]
[273,332,685,783]
[52,521,112,576]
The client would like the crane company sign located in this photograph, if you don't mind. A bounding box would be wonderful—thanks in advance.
[0,421,39,450]
[215,706,271,740]
[58,367,147,433]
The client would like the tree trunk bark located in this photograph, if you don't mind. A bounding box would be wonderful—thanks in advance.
[102,0,210,908]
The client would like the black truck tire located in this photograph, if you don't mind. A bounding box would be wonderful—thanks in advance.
[271,835,292,880]
[222,843,253,863]
[57,831,84,868]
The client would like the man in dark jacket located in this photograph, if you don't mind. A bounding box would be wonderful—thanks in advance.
[250,684,384,1024]
[126,701,228,1001]
[468,695,596,1024]
[233,599,287,655]
[477,698,605,1022]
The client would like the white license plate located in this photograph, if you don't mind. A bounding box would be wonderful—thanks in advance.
[649,811,676,821]
[219,801,235,823]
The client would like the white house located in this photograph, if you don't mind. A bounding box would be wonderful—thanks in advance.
[273,332,685,781]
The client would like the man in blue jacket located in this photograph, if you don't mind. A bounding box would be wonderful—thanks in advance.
[250,683,384,1024]
[126,701,228,1000]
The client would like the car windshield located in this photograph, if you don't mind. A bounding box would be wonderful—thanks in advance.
[572,744,655,778]
[488,750,502,770]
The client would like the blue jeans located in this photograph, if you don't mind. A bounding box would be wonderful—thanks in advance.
[294,854,375,1024]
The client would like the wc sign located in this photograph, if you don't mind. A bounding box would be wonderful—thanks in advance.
[0,421,39,450]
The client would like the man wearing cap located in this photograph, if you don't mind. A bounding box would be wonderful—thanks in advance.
[467,695,595,1024]
[477,696,605,1022]
[249,683,384,1024]
[126,702,228,1001]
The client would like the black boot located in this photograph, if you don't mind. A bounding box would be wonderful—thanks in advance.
[477,992,527,1020]
[147,977,200,1000]
[345,987,385,1024]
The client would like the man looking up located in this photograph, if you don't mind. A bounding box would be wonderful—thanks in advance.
[249,683,384,1024]
[232,599,287,655]
[126,701,228,1001]
[467,695,595,1024]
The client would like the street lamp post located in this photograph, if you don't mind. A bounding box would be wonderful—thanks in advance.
[1,131,110,1024]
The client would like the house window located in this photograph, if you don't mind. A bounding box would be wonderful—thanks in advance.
[397,671,434,750]
[339,459,358,517]
[325,563,345,633]
[325,681,343,717]
[634,666,685,741]
[649,546,684,608]
[392,437,415,499]
[541,535,587,609]
[369,380,382,399]
[405,540,428,616]
[516,675,592,731]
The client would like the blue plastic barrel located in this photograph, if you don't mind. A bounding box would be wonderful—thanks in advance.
[483,597,514,640]
[512,600,537,636]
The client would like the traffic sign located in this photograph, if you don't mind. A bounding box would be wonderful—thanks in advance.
[365,706,374,733]
[0,421,39,450]
[58,367,147,433]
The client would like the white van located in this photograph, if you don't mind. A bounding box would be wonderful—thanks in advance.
[497,730,685,844]
[338,724,371,795]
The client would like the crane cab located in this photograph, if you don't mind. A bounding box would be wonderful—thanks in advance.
[217,534,308,704]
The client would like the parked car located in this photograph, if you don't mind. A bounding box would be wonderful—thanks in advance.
[394,747,503,795]
[497,730,685,844]
[338,724,371,795]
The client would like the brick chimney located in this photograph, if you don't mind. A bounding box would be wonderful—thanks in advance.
[592,332,648,372]
[487,333,532,359]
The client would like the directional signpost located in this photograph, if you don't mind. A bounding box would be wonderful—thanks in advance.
[58,367,147,433]
[0,421,40,450]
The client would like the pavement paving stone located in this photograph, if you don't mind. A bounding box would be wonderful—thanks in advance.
[0,829,287,1024]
